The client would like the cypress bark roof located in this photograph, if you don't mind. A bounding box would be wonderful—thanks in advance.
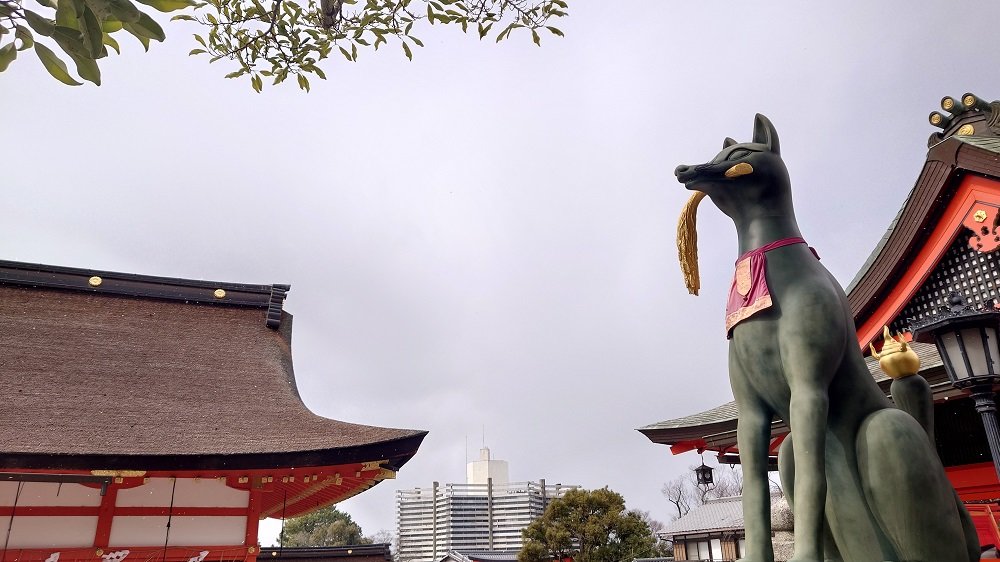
[0,260,425,472]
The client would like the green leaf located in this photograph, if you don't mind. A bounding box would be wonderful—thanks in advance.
[545,26,563,37]
[296,72,309,92]
[80,6,104,57]
[102,31,120,53]
[33,41,82,84]
[477,21,492,39]
[338,45,351,61]
[15,25,35,50]
[0,43,17,72]
[531,28,539,46]
[66,49,101,84]
[122,22,150,49]
[55,0,80,28]
[36,0,58,8]
[188,47,205,55]
[311,65,325,79]
[24,10,55,37]
[107,0,141,23]
[425,3,432,24]
[134,0,196,13]
[101,19,123,31]
[128,11,165,41]
[169,13,194,20]
[350,41,356,60]
[251,73,262,92]
[83,0,113,21]
[401,40,411,60]
[52,26,89,57]
[409,35,422,47]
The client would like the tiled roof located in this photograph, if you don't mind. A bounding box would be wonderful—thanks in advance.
[638,402,738,431]
[0,263,425,471]
[661,496,744,536]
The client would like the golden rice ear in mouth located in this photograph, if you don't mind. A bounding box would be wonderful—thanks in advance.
[677,190,707,295]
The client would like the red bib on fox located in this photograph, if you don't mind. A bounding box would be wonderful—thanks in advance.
[725,237,818,338]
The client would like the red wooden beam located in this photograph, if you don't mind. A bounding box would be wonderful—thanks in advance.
[94,484,118,547]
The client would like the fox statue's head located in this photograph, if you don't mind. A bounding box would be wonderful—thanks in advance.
[673,114,794,295]
[674,113,791,221]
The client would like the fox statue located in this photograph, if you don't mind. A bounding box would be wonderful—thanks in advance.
[673,114,979,562]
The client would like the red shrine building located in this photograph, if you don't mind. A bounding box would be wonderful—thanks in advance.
[0,262,426,560]
[640,93,1000,549]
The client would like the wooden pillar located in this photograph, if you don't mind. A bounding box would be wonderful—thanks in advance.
[93,484,119,547]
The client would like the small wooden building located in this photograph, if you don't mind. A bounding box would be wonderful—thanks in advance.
[662,496,744,561]
[0,261,426,560]
[640,93,1000,548]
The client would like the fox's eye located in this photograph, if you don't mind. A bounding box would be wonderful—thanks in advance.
[727,149,752,161]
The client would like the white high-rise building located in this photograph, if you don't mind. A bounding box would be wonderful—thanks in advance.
[396,448,579,562]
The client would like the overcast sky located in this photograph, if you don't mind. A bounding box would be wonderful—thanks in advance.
[4,0,1000,546]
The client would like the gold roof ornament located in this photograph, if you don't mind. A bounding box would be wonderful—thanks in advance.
[869,326,920,379]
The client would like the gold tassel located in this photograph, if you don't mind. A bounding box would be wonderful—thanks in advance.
[677,191,707,295]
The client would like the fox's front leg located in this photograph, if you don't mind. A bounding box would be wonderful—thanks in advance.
[779,293,842,562]
[737,403,775,562]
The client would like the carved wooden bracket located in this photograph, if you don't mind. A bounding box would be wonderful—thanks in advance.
[965,204,1000,253]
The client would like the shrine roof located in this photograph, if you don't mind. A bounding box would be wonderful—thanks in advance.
[848,94,1000,340]
[660,495,745,536]
[0,259,426,472]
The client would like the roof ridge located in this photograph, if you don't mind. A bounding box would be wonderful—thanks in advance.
[0,259,291,323]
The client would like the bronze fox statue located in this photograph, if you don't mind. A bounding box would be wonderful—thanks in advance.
[673,114,978,562]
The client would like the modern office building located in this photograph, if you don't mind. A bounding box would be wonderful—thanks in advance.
[396,449,578,562]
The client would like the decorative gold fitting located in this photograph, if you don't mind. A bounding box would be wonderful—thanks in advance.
[975,209,988,223]
[88,276,103,287]
[942,96,956,111]
[96,550,104,557]
[724,162,754,178]
[957,124,975,136]
[963,94,978,108]
[213,288,226,299]
[248,547,257,554]
[92,469,146,477]
[869,326,920,379]
[929,112,944,127]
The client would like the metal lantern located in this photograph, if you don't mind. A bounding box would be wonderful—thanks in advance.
[911,293,1000,388]
[912,292,1000,481]
[694,462,714,488]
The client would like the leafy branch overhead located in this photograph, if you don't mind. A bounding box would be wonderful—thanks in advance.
[0,0,568,90]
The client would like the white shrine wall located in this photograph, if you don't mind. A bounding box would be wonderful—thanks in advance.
[0,477,251,549]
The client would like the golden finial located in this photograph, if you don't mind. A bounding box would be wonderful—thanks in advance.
[957,124,975,136]
[871,326,920,379]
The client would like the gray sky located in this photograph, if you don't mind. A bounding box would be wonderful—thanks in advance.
[4,0,1000,545]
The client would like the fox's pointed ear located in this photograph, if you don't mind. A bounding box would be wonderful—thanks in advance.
[752,113,780,155]
[723,137,737,149]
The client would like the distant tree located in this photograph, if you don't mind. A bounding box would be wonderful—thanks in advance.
[661,464,745,521]
[279,505,374,547]
[631,510,672,557]
[518,488,661,562]
[367,528,395,546]
[0,0,569,90]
